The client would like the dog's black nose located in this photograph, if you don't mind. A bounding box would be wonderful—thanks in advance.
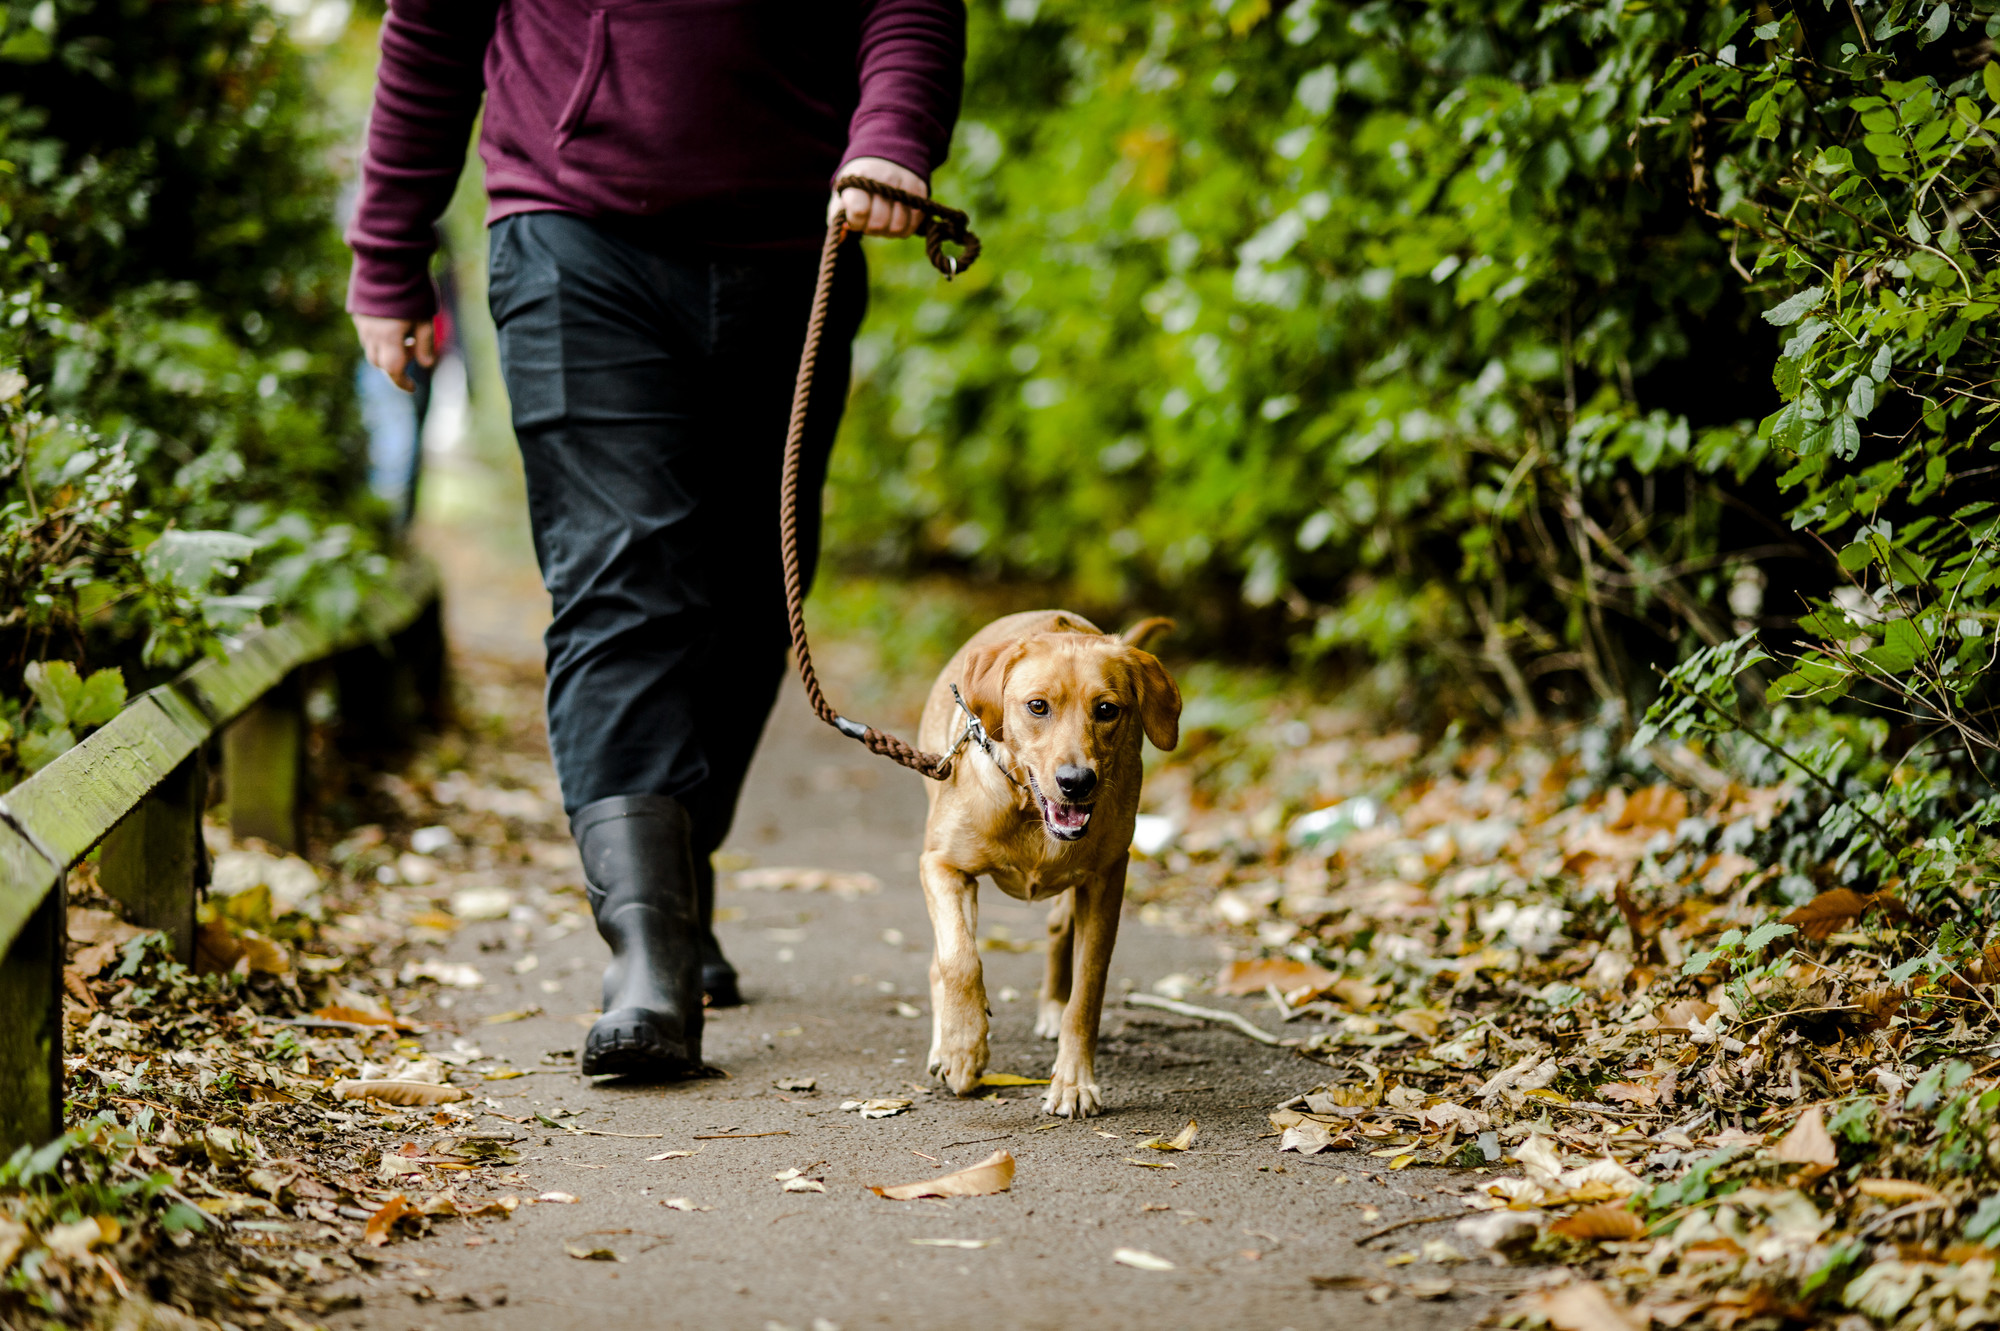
[1055,765,1097,802]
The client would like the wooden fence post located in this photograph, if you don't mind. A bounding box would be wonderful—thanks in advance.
[225,675,303,852]
[97,749,206,963]
[0,858,64,1155]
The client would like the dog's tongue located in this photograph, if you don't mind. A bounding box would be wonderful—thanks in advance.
[1046,800,1091,833]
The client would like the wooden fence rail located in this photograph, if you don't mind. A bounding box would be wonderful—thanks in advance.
[0,559,442,1153]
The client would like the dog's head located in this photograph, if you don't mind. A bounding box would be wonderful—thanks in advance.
[959,623,1181,842]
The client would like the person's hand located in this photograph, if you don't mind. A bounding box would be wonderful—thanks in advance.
[353,314,436,392]
[830,156,929,238]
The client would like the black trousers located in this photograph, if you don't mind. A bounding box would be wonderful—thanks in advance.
[487,211,866,873]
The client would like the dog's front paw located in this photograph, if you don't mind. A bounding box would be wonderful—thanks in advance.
[931,1036,989,1098]
[1032,1000,1063,1040]
[1041,1066,1101,1119]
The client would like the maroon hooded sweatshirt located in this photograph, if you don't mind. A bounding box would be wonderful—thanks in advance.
[346,0,967,320]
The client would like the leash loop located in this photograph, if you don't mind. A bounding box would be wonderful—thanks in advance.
[781,176,982,781]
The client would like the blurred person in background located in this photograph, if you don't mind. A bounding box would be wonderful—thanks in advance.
[344,0,964,1079]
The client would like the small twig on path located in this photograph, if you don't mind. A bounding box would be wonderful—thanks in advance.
[692,1130,791,1139]
[1357,1213,1461,1244]
[1124,993,1287,1046]
[534,1113,663,1139]
[934,1135,1011,1151]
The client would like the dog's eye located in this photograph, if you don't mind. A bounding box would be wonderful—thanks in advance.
[1025,699,1050,717]
[1093,701,1120,722]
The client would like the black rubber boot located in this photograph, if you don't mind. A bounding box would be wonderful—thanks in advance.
[573,795,704,1077]
[693,856,743,1008]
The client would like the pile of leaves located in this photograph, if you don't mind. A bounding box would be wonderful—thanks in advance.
[0,659,584,1327]
[1128,664,2000,1326]
[0,0,388,789]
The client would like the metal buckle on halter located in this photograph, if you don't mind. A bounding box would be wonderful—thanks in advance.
[948,684,1023,790]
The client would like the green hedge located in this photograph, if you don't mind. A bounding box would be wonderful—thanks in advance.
[0,0,379,785]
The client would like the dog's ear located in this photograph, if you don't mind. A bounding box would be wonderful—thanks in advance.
[960,639,1024,740]
[1120,617,1174,651]
[1126,647,1182,751]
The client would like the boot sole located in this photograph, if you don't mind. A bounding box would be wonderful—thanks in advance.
[581,1011,698,1078]
[703,966,743,1009]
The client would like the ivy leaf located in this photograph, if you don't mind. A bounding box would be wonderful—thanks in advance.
[22,660,85,729]
[1917,1,1949,44]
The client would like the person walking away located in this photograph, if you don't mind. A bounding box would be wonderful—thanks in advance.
[344,0,965,1078]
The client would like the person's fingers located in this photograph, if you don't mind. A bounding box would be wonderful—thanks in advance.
[413,321,437,369]
[375,337,413,392]
[842,186,874,233]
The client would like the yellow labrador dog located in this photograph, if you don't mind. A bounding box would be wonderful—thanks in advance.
[915,610,1181,1118]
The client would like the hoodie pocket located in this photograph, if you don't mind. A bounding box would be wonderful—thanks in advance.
[550,0,835,211]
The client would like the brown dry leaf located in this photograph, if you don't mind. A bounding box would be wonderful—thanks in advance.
[461,1197,518,1218]
[1524,1281,1642,1331]
[1782,888,1875,941]
[975,1073,1050,1087]
[67,907,145,949]
[1391,1009,1442,1039]
[1650,999,1718,1032]
[364,1194,410,1247]
[1857,1179,1940,1203]
[1770,1105,1838,1167]
[1216,957,1338,996]
[564,1243,622,1262]
[62,966,98,1010]
[1329,977,1384,1009]
[869,1149,1015,1200]
[1611,785,1688,833]
[1596,1081,1658,1107]
[69,939,119,978]
[332,1079,469,1106]
[1142,1120,1198,1151]
[0,1213,26,1274]
[1548,1203,1645,1242]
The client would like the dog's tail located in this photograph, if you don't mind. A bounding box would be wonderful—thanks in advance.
[1120,616,1174,650]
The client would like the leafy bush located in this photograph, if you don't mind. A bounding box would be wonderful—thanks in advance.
[0,0,382,785]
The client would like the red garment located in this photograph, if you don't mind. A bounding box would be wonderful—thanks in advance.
[346,0,965,319]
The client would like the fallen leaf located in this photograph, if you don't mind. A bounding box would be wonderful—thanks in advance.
[911,1238,991,1248]
[1310,1275,1371,1290]
[1279,1120,1346,1154]
[1548,1203,1645,1242]
[869,1149,1015,1200]
[43,1216,118,1260]
[660,1198,711,1212]
[1112,1247,1176,1271]
[733,867,882,896]
[1782,888,1875,941]
[1141,1119,1198,1151]
[1522,1281,1642,1331]
[564,1244,622,1262]
[1596,1081,1658,1107]
[537,1192,579,1204]
[647,1151,696,1161]
[482,1007,543,1025]
[332,1079,469,1106]
[1216,957,1338,996]
[364,1194,410,1247]
[67,907,146,949]
[976,1073,1051,1087]
[0,1214,26,1273]
[1392,1008,1443,1039]
[774,1168,826,1194]
[400,959,486,988]
[1857,1179,1940,1203]
[774,1077,817,1091]
[842,1098,913,1119]
[1124,1158,1179,1170]
[1405,1279,1455,1301]
[451,887,517,921]
[461,1197,518,1218]
[1770,1105,1838,1168]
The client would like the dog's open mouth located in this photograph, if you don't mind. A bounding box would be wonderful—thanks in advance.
[1028,774,1093,841]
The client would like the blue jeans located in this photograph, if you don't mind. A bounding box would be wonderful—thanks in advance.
[486,210,866,859]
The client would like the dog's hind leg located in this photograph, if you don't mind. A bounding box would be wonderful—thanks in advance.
[1035,896,1074,1040]
[919,851,990,1096]
[1043,855,1126,1119]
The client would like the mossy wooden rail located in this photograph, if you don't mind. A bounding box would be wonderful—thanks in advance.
[0,558,443,1153]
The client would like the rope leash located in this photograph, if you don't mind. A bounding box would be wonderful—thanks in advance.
[780,175,981,782]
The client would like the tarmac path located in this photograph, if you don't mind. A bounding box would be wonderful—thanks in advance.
[318,527,1498,1331]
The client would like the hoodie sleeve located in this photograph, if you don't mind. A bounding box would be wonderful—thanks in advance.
[344,0,499,320]
[842,0,966,182]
